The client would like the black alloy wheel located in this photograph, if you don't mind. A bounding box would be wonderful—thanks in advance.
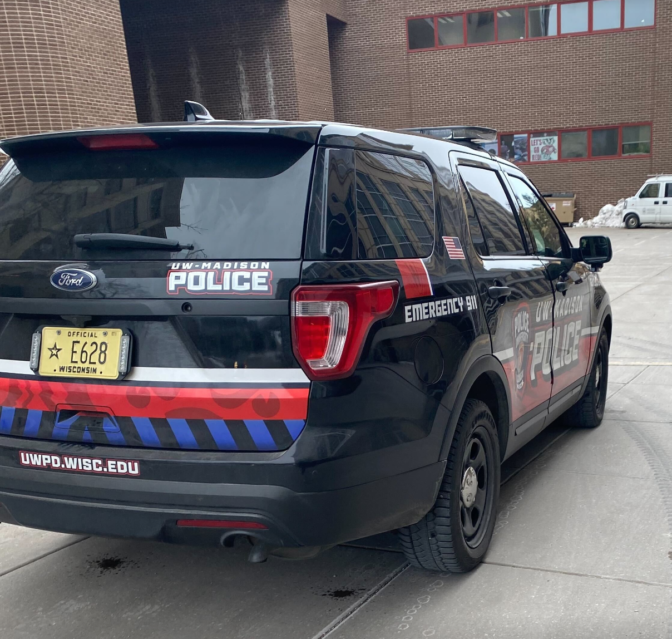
[398,399,500,573]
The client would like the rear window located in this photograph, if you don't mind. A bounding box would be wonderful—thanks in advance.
[0,136,315,260]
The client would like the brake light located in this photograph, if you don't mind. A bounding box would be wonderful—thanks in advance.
[77,133,158,151]
[291,281,399,380]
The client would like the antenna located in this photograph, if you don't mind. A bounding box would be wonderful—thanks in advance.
[184,100,214,122]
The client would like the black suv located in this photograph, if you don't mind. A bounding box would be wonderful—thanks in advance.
[0,110,612,573]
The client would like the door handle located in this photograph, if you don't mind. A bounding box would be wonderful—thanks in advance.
[556,280,569,293]
[664,201,669,205]
[488,285,512,300]
[654,201,660,204]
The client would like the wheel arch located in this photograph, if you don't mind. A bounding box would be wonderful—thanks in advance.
[439,356,511,463]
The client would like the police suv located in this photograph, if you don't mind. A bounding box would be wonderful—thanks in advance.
[0,105,612,573]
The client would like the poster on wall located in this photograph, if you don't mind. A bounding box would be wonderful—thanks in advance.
[530,135,558,162]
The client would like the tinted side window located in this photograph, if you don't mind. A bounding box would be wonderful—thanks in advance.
[355,151,434,259]
[460,178,488,255]
[640,183,660,198]
[666,184,672,198]
[508,176,566,258]
[458,165,526,256]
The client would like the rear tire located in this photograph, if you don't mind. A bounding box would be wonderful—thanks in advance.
[624,214,640,229]
[398,399,500,573]
[563,330,609,429]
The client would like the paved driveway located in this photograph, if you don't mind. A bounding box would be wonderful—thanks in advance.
[1,227,671,639]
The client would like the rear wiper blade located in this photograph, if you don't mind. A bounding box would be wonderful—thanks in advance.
[74,233,194,251]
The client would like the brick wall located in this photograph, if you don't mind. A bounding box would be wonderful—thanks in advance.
[121,0,334,122]
[329,0,669,219]
[0,0,136,140]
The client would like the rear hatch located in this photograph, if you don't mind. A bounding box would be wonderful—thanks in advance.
[0,126,319,452]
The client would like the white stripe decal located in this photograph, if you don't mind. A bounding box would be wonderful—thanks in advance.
[494,348,514,362]
[420,260,434,296]
[581,326,600,336]
[0,359,310,385]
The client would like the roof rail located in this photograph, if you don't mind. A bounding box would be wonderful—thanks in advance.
[399,125,497,144]
[184,100,214,122]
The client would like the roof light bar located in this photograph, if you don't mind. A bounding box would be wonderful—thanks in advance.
[401,126,498,144]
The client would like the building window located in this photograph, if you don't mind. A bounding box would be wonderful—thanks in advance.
[591,128,619,157]
[625,0,655,28]
[500,134,529,164]
[560,2,589,34]
[529,5,558,37]
[408,17,435,50]
[593,0,621,30]
[407,0,655,52]
[561,131,588,158]
[530,132,559,162]
[467,11,495,44]
[497,8,526,40]
[438,15,464,46]
[496,124,651,164]
[622,125,651,155]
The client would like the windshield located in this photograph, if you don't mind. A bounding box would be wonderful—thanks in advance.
[0,137,314,260]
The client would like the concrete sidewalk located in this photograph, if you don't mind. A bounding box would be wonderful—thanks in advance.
[1,227,671,638]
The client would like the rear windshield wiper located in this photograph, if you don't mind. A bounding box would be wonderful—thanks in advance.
[74,233,194,251]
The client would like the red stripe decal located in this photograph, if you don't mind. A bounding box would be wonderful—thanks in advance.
[396,259,432,299]
[0,377,308,421]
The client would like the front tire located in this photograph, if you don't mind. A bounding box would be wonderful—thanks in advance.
[624,214,640,229]
[398,399,500,573]
[563,329,609,428]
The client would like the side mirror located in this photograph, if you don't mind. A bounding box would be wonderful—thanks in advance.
[579,235,612,267]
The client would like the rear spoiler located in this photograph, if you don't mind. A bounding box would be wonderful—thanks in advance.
[0,123,322,158]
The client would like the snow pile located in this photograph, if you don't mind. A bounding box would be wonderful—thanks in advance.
[574,199,626,228]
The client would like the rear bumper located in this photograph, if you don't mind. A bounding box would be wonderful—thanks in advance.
[0,438,445,548]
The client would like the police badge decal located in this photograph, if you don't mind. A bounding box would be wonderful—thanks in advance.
[513,303,531,392]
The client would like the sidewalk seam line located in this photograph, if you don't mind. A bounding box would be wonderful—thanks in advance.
[0,535,88,579]
[310,562,410,639]
[483,560,672,589]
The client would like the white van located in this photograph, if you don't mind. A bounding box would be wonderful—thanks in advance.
[622,175,672,229]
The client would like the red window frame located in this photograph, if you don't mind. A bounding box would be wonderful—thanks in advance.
[497,123,653,165]
[406,0,656,53]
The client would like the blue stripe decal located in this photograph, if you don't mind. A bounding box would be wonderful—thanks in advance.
[0,407,14,434]
[52,413,82,440]
[167,418,199,449]
[23,410,42,437]
[284,420,306,440]
[204,420,238,451]
[131,417,162,448]
[244,420,277,451]
[103,417,127,447]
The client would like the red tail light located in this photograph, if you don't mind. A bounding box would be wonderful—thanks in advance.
[77,133,159,151]
[176,519,267,530]
[291,281,399,381]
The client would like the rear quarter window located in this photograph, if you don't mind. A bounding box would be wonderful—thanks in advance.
[355,151,435,259]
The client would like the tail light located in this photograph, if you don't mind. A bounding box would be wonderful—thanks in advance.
[291,281,399,380]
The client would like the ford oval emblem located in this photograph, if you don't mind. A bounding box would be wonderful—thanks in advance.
[50,267,98,293]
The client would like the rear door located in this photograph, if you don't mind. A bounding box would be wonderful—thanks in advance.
[452,153,554,446]
[0,129,317,452]
[504,172,593,416]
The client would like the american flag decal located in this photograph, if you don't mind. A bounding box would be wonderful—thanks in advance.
[443,236,465,260]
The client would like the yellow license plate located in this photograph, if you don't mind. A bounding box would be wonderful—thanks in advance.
[36,327,130,380]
